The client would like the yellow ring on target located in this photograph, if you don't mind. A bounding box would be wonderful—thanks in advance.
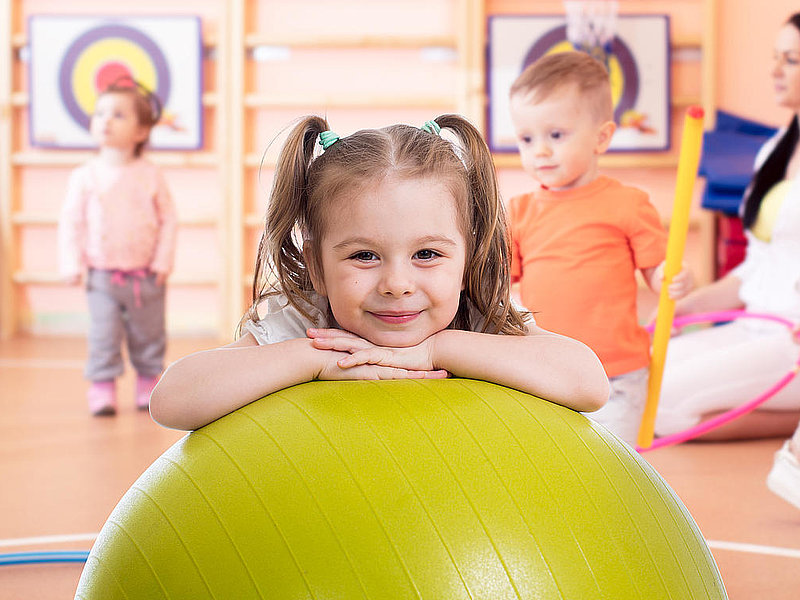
[545,41,624,112]
[71,38,158,116]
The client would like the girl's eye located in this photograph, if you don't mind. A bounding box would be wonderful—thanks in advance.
[550,131,563,140]
[415,249,440,260]
[520,135,532,144]
[351,251,378,262]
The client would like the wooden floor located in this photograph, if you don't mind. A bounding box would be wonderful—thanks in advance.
[1,336,799,599]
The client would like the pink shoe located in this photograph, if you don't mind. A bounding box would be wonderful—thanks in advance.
[135,375,159,411]
[88,381,117,416]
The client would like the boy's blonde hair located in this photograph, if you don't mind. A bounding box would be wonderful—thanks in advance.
[242,114,528,337]
[510,51,613,123]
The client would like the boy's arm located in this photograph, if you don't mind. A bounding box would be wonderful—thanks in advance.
[430,326,608,413]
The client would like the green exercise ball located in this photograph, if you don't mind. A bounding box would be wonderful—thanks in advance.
[75,379,727,599]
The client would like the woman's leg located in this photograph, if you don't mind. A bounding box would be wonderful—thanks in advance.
[655,320,800,438]
[690,409,800,441]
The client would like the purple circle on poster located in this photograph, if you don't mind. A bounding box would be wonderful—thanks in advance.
[58,23,170,130]
[521,25,639,124]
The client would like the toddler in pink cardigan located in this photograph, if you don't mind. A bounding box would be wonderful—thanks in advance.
[58,79,177,416]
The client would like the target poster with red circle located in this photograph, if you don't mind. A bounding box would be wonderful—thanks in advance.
[29,15,202,150]
[487,14,670,153]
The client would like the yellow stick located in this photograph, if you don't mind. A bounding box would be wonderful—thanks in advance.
[637,106,705,449]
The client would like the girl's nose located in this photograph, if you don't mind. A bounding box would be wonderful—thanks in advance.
[380,263,415,297]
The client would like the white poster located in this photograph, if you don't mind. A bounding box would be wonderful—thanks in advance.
[29,15,203,150]
[488,14,670,152]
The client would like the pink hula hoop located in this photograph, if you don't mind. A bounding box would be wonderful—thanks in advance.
[637,310,800,453]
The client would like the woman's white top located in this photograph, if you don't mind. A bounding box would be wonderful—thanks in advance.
[731,129,800,321]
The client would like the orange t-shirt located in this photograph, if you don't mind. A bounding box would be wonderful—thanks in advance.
[509,176,667,377]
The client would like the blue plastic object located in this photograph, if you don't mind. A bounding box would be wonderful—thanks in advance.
[700,111,777,215]
[0,551,89,566]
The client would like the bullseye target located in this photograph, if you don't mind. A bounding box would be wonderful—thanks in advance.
[59,24,170,131]
[29,16,202,150]
[487,15,670,153]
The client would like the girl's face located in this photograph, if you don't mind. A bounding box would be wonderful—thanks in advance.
[773,23,800,111]
[90,93,148,153]
[309,175,467,348]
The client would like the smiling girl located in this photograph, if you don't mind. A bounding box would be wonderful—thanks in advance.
[150,115,608,431]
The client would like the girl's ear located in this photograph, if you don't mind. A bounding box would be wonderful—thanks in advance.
[303,241,327,296]
[594,120,617,154]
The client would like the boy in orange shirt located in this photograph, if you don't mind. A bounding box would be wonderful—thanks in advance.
[507,51,693,444]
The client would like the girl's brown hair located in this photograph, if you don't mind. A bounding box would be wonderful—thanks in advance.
[241,114,528,337]
[98,77,162,157]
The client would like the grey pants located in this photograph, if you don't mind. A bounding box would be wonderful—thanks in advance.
[85,268,166,382]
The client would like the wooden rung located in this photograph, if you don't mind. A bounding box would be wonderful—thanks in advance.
[12,212,218,227]
[244,214,263,227]
[670,34,702,49]
[245,33,456,49]
[13,271,219,286]
[11,91,218,107]
[244,93,454,109]
[672,95,702,108]
[245,154,272,168]
[12,32,218,49]
[493,153,680,169]
[12,151,219,168]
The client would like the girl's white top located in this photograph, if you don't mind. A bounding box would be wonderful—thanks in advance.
[58,157,178,277]
[243,291,531,345]
[731,130,800,321]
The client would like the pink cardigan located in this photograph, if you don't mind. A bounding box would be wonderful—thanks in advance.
[58,157,177,278]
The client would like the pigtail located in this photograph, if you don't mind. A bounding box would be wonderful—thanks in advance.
[435,114,528,335]
[240,116,329,335]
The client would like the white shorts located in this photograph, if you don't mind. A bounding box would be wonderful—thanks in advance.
[654,319,800,436]
[584,366,649,446]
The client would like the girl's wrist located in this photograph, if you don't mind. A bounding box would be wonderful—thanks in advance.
[428,329,461,372]
[297,336,342,380]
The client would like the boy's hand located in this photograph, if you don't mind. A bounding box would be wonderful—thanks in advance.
[650,261,694,300]
[154,272,168,286]
[664,262,695,300]
[308,328,448,378]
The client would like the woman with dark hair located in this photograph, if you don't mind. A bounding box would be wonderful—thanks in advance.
[654,13,800,510]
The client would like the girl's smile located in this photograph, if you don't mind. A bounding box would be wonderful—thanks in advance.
[368,311,422,324]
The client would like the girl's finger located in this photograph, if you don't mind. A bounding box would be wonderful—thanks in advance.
[307,328,361,339]
[338,348,386,368]
[312,337,371,353]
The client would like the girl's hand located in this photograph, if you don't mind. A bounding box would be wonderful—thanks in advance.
[63,274,81,286]
[308,328,448,377]
[154,272,168,286]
